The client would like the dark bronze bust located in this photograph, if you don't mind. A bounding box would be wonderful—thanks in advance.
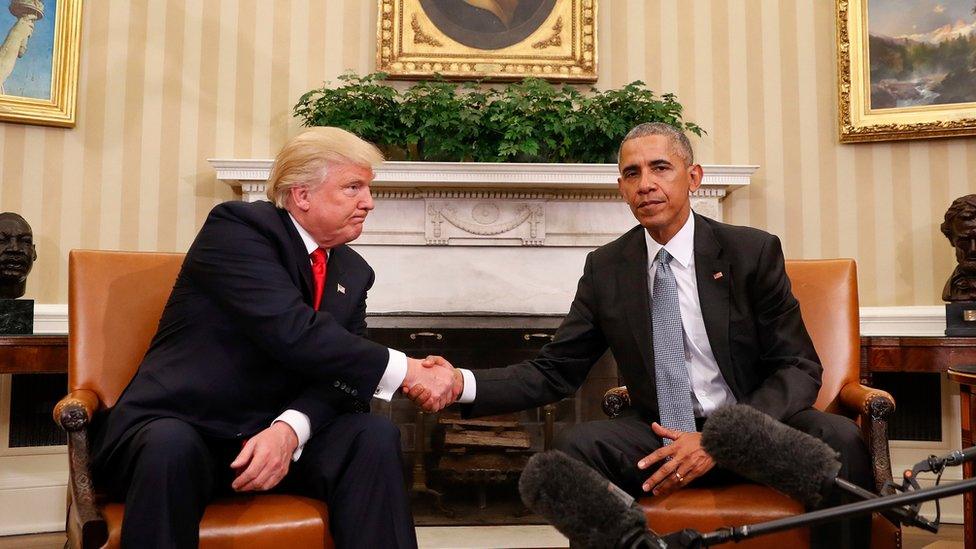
[0,212,36,299]
[942,195,976,302]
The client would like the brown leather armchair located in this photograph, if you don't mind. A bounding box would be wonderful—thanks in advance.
[54,250,334,548]
[602,259,900,548]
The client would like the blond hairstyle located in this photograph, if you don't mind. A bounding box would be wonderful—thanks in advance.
[266,127,385,208]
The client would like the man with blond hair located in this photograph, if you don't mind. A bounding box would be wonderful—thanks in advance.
[92,127,453,548]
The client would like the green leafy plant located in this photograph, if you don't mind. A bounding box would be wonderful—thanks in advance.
[294,72,704,163]
[294,72,402,151]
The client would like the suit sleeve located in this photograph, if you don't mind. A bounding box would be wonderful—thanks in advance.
[182,206,390,398]
[283,267,375,432]
[465,252,609,417]
[737,235,822,421]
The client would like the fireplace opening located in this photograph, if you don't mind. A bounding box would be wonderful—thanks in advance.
[366,314,619,526]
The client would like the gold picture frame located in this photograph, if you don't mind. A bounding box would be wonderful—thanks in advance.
[837,0,976,143]
[0,0,82,128]
[377,0,597,82]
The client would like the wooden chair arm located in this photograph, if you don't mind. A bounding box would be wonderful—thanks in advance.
[839,382,897,494]
[838,383,896,418]
[54,389,107,548]
[54,389,101,432]
[602,386,631,418]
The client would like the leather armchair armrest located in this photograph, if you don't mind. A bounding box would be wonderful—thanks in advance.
[54,389,100,432]
[839,383,895,419]
[839,382,897,495]
[602,386,631,418]
[53,389,108,548]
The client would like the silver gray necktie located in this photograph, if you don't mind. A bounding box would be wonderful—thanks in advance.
[652,248,697,442]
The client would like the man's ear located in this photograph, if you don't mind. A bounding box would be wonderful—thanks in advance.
[688,164,704,193]
[290,186,311,211]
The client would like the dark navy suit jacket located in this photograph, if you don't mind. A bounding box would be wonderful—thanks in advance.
[93,200,388,466]
[466,213,822,423]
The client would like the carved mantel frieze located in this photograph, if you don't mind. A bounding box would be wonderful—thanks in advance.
[209,160,756,247]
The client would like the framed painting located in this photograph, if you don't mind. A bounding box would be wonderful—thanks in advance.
[0,0,82,128]
[837,0,976,142]
[377,0,597,82]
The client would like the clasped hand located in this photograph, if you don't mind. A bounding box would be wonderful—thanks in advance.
[402,355,462,412]
[637,422,715,497]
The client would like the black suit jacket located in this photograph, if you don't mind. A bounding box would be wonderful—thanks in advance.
[467,213,822,423]
[93,200,389,466]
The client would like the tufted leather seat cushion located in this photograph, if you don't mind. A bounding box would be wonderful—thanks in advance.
[101,494,332,549]
[641,484,900,548]
[641,485,807,548]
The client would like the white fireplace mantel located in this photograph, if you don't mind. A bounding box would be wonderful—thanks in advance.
[210,159,755,201]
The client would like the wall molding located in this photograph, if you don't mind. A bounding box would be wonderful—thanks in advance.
[30,304,947,336]
[859,306,945,336]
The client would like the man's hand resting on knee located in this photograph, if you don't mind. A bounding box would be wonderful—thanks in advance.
[637,422,715,498]
[230,421,299,492]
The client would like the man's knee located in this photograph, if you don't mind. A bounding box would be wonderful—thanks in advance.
[352,414,402,453]
[804,414,864,455]
[553,422,605,462]
[133,418,209,467]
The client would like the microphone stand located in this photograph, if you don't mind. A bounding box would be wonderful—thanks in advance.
[659,476,976,548]
[660,445,976,548]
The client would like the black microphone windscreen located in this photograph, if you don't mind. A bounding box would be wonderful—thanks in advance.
[519,450,648,549]
[701,404,841,508]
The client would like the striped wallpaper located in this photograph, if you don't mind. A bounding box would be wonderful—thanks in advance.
[0,0,973,306]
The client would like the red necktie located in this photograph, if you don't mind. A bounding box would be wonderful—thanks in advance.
[310,248,327,310]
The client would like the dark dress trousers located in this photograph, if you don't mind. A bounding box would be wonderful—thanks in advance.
[466,213,872,547]
[92,200,416,549]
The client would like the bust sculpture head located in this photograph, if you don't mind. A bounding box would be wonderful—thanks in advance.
[941,195,976,301]
[0,212,36,299]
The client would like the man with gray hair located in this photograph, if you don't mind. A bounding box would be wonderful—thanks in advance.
[417,122,872,547]
[92,127,454,548]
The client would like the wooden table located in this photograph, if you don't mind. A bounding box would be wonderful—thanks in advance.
[0,335,68,374]
[948,365,976,549]
[860,336,976,383]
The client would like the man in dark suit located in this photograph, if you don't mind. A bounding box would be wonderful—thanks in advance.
[415,123,872,547]
[92,127,457,548]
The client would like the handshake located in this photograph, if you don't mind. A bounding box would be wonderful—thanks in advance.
[401,355,461,412]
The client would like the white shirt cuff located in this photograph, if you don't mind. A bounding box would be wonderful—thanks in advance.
[373,348,407,401]
[273,409,311,462]
[457,368,476,403]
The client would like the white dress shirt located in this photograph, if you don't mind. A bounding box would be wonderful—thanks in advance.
[457,212,736,418]
[274,214,408,460]
[645,213,736,417]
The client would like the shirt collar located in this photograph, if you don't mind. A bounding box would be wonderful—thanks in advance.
[645,212,695,269]
[288,212,320,256]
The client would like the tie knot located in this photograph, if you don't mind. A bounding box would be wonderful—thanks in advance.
[656,248,673,265]
[310,248,327,265]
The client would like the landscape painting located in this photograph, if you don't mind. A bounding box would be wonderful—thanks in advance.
[836,0,976,142]
[868,0,976,109]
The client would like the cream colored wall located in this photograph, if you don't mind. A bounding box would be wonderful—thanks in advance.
[1,0,974,306]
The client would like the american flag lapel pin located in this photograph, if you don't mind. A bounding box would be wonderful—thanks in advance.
[713,272,724,280]
[337,283,346,294]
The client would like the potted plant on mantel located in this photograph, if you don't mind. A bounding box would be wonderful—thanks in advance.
[293,72,704,164]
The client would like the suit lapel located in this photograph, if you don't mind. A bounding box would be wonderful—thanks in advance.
[693,214,735,388]
[323,245,349,315]
[277,208,315,303]
[619,228,654,378]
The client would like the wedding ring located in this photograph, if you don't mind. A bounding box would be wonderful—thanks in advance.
[674,471,684,483]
